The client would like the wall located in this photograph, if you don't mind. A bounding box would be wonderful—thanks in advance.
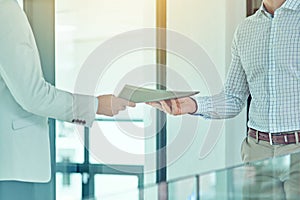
[144,0,247,187]
[166,0,246,180]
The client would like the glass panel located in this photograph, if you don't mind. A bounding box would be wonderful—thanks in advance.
[168,177,197,200]
[56,173,82,200]
[95,175,139,200]
[55,1,154,198]
[98,151,300,199]
[198,172,217,199]
[89,121,145,165]
[200,170,229,199]
[142,184,158,200]
[55,0,155,164]
[198,152,300,199]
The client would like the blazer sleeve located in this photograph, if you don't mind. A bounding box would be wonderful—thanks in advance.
[0,1,96,127]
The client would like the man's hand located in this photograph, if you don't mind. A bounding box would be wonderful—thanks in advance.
[146,97,197,115]
[97,95,136,116]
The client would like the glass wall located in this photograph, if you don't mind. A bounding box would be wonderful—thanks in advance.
[55,0,155,199]
[99,151,300,199]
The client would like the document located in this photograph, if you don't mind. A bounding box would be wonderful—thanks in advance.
[117,84,199,103]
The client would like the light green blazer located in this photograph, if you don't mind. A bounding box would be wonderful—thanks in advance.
[0,0,96,182]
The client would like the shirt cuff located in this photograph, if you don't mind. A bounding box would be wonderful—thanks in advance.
[72,94,97,127]
[191,96,210,117]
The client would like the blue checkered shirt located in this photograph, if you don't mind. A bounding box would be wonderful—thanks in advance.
[194,0,300,133]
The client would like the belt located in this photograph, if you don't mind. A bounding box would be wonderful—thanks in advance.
[248,128,300,145]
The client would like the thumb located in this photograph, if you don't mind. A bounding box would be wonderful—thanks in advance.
[127,101,136,107]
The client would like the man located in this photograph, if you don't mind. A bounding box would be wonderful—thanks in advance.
[148,0,300,199]
[0,0,135,195]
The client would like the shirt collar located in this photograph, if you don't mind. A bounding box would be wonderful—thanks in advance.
[257,3,273,18]
[257,0,300,18]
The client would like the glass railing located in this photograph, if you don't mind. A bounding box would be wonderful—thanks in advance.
[95,150,300,200]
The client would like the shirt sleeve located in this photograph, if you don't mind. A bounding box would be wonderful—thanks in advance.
[192,28,250,119]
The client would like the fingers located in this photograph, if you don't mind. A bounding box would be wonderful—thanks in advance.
[111,97,136,116]
[149,101,165,112]
[99,95,187,117]
[162,99,181,115]
[146,99,183,115]
[127,101,136,107]
[171,99,181,115]
[121,99,135,109]
[120,105,126,111]
[146,101,163,110]
[160,100,172,114]
[97,95,136,116]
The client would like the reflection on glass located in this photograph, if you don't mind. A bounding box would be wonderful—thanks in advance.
[199,173,218,199]
[97,152,300,199]
[142,184,158,200]
[242,155,295,200]
[197,153,298,199]
[95,175,139,200]
[56,173,82,200]
[168,177,197,200]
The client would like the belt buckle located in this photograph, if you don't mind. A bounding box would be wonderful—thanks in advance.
[295,132,299,144]
[269,132,281,145]
[268,133,273,145]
